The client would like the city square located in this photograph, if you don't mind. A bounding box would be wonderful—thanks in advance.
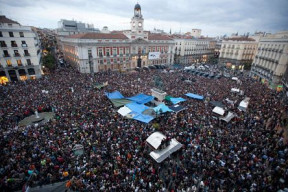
[0,1,288,192]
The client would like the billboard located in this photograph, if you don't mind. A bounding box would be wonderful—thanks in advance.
[148,52,160,60]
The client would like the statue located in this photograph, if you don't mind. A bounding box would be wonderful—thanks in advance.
[153,76,163,90]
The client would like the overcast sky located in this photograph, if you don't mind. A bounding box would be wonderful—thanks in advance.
[1,0,287,37]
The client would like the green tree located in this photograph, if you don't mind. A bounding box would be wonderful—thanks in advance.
[43,54,56,70]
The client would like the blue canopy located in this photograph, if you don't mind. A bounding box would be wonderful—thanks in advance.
[126,102,149,114]
[185,93,204,100]
[153,104,173,114]
[170,97,186,104]
[133,113,154,123]
[127,93,154,104]
[105,91,124,99]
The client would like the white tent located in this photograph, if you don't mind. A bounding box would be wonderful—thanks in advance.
[231,88,240,93]
[232,77,238,81]
[117,106,132,116]
[149,139,182,163]
[220,112,236,122]
[146,132,166,149]
[212,106,225,116]
[238,97,250,112]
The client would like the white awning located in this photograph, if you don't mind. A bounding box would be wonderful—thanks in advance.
[149,139,182,163]
[220,112,236,122]
[238,97,250,111]
[117,106,132,116]
[146,132,166,149]
[212,106,225,116]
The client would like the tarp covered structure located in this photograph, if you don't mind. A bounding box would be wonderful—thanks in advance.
[170,97,186,104]
[110,99,132,107]
[238,97,250,112]
[153,104,173,114]
[232,77,239,81]
[117,106,132,116]
[133,113,154,123]
[185,93,204,100]
[220,112,236,122]
[105,91,124,99]
[212,106,225,116]
[142,108,156,118]
[231,88,240,93]
[210,101,224,108]
[126,102,149,114]
[127,93,154,104]
[169,105,186,113]
[149,139,183,163]
[146,132,166,149]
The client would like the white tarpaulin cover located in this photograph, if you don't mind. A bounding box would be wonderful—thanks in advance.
[146,132,166,149]
[117,106,132,116]
[212,106,225,116]
[231,88,240,93]
[220,112,236,122]
[232,77,238,81]
[148,52,161,60]
[149,139,183,163]
[238,97,250,111]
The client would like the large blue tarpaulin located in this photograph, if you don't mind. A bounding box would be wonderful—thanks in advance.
[153,104,173,114]
[133,113,154,123]
[185,93,204,100]
[126,102,149,114]
[170,97,186,104]
[105,91,124,99]
[127,93,154,104]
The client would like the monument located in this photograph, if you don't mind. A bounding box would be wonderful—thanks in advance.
[151,76,167,102]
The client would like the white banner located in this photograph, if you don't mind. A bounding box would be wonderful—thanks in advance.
[148,52,160,60]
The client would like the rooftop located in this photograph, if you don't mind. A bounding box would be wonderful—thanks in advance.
[148,34,173,40]
[67,33,129,40]
[0,15,19,24]
[224,37,256,41]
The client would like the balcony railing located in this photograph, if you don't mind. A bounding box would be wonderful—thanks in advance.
[1,44,7,47]
[27,63,33,66]
[3,54,11,57]
[24,53,31,56]
[11,44,18,47]
[22,44,28,47]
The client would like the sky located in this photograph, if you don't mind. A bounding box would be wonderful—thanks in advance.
[0,0,288,37]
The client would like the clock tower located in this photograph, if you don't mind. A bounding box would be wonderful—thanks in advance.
[131,3,144,33]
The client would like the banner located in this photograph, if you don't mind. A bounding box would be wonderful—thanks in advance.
[148,52,160,60]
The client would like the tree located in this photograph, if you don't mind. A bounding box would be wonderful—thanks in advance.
[42,54,56,71]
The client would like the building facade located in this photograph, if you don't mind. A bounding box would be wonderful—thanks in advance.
[0,16,42,83]
[173,36,216,65]
[219,37,258,70]
[60,3,174,73]
[250,31,288,88]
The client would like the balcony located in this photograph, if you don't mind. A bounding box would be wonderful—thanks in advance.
[21,44,28,47]
[14,53,21,57]
[11,44,18,47]
[1,44,7,48]
[27,63,33,66]
[120,54,123,57]
[3,54,11,57]
[24,53,31,56]
[113,54,117,57]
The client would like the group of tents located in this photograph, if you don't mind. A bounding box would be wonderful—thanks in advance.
[105,91,205,123]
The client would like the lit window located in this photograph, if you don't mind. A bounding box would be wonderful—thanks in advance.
[6,60,12,66]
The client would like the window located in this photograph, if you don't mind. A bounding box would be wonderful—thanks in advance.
[0,31,2,37]
[22,41,27,47]
[112,48,117,56]
[106,48,110,57]
[0,41,7,47]
[14,50,20,57]
[17,59,22,66]
[11,41,17,47]
[99,60,103,64]
[26,59,32,65]
[119,48,123,55]
[125,48,130,54]
[24,50,30,56]
[6,60,12,66]
[3,50,10,57]
[19,32,24,37]
[9,32,14,37]
[98,48,103,57]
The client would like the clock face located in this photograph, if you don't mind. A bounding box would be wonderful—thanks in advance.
[138,23,142,27]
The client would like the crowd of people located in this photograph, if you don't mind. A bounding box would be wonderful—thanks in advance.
[0,66,287,192]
